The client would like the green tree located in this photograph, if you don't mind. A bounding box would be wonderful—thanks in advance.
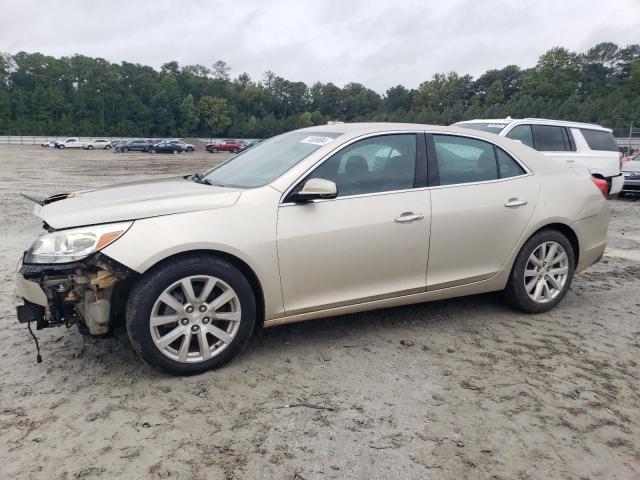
[179,94,198,135]
[198,96,231,136]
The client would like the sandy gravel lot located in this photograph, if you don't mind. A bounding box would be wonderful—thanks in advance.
[1,145,639,480]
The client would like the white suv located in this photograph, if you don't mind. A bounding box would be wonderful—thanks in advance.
[454,118,623,196]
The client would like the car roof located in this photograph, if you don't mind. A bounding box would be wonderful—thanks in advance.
[457,118,611,132]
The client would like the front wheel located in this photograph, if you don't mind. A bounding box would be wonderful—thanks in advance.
[503,229,575,313]
[126,255,256,374]
[87,145,94,150]
[122,147,129,153]
[149,148,156,154]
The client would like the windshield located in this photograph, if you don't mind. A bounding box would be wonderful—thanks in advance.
[203,131,342,188]
[456,122,508,134]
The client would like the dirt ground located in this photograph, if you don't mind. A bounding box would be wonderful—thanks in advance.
[0,145,639,480]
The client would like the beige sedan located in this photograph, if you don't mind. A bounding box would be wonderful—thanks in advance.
[16,123,609,374]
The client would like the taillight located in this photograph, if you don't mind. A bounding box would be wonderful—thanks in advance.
[591,177,609,198]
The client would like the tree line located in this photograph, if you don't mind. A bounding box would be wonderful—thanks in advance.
[0,42,638,139]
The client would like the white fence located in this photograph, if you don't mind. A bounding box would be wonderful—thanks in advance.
[0,136,252,145]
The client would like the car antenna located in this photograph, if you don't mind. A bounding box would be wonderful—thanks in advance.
[27,322,43,363]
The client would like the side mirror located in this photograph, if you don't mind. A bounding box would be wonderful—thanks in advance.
[291,178,338,203]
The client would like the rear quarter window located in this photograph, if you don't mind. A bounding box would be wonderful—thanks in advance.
[580,129,618,151]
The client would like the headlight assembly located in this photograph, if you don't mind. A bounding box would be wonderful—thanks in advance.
[24,221,132,264]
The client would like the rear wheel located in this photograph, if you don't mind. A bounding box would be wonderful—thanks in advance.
[126,255,256,374]
[173,149,178,154]
[87,145,94,150]
[149,148,156,154]
[123,147,129,153]
[503,229,575,313]
[58,145,65,149]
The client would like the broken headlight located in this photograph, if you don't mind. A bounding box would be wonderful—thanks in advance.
[24,222,132,264]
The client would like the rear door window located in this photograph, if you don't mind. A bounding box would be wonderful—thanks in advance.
[580,129,618,151]
[433,135,498,185]
[532,125,572,151]
[496,148,525,178]
[505,125,534,148]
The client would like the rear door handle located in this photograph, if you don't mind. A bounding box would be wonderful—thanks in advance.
[504,198,528,208]
[395,212,424,223]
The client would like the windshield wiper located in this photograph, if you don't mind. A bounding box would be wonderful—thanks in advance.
[203,178,226,187]
[189,173,226,187]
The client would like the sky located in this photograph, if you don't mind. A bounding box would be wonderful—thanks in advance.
[1,0,639,92]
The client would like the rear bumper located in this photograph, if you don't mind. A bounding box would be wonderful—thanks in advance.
[609,173,624,195]
[572,204,609,274]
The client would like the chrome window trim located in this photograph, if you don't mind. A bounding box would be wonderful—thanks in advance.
[279,129,533,206]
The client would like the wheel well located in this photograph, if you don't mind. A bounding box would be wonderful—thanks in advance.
[143,250,265,328]
[531,223,580,267]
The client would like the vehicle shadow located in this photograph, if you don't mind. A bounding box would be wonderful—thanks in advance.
[81,291,514,378]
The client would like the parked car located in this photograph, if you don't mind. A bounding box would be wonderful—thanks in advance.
[454,118,624,196]
[41,140,59,148]
[55,137,87,149]
[620,152,640,196]
[84,139,112,150]
[149,140,195,154]
[206,139,243,153]
[117,139,154,153]
[15,123,609,374]
[241,139,262,150]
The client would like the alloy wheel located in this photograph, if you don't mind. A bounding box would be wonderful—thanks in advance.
[523,241,569,303]
[149,275,242,363]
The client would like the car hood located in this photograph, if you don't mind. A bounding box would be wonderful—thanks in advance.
[34,177,242,229]
[622,161,640,173]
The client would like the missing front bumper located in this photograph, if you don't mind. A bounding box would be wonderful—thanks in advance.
[15,253,134,335]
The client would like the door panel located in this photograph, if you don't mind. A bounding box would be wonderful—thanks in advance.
[427,175,539,290]
[277,190,431,314]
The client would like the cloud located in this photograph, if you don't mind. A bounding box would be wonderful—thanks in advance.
[1,0,638,92]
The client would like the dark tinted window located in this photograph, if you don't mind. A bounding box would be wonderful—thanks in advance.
[308,134,416,197]
[580,129,618,151]
[496,148,525,178]
[533,125,570,151]
[433,135,498,185]
[505,125,534,148]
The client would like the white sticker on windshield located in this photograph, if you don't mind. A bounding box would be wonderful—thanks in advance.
[300,135,334,146]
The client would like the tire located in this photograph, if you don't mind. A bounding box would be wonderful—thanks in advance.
[503,229,575,313]
[212,147,218,153]
[123,147,129,153]
[126,255,256,374]
[186,147,193,152]
[87,145,94,150]
[618,191,626,198]
[58,145,65,149]
[173,149,178,154]
[149,148,156,154]
[105,145,112,150]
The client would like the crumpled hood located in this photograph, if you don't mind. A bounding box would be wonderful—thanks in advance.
[35,177,242,229]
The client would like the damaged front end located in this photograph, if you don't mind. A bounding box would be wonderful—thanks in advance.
[16,252,134,336]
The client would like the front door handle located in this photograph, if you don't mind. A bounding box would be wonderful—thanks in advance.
[395,212,424,223]
[504,198,528,208]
